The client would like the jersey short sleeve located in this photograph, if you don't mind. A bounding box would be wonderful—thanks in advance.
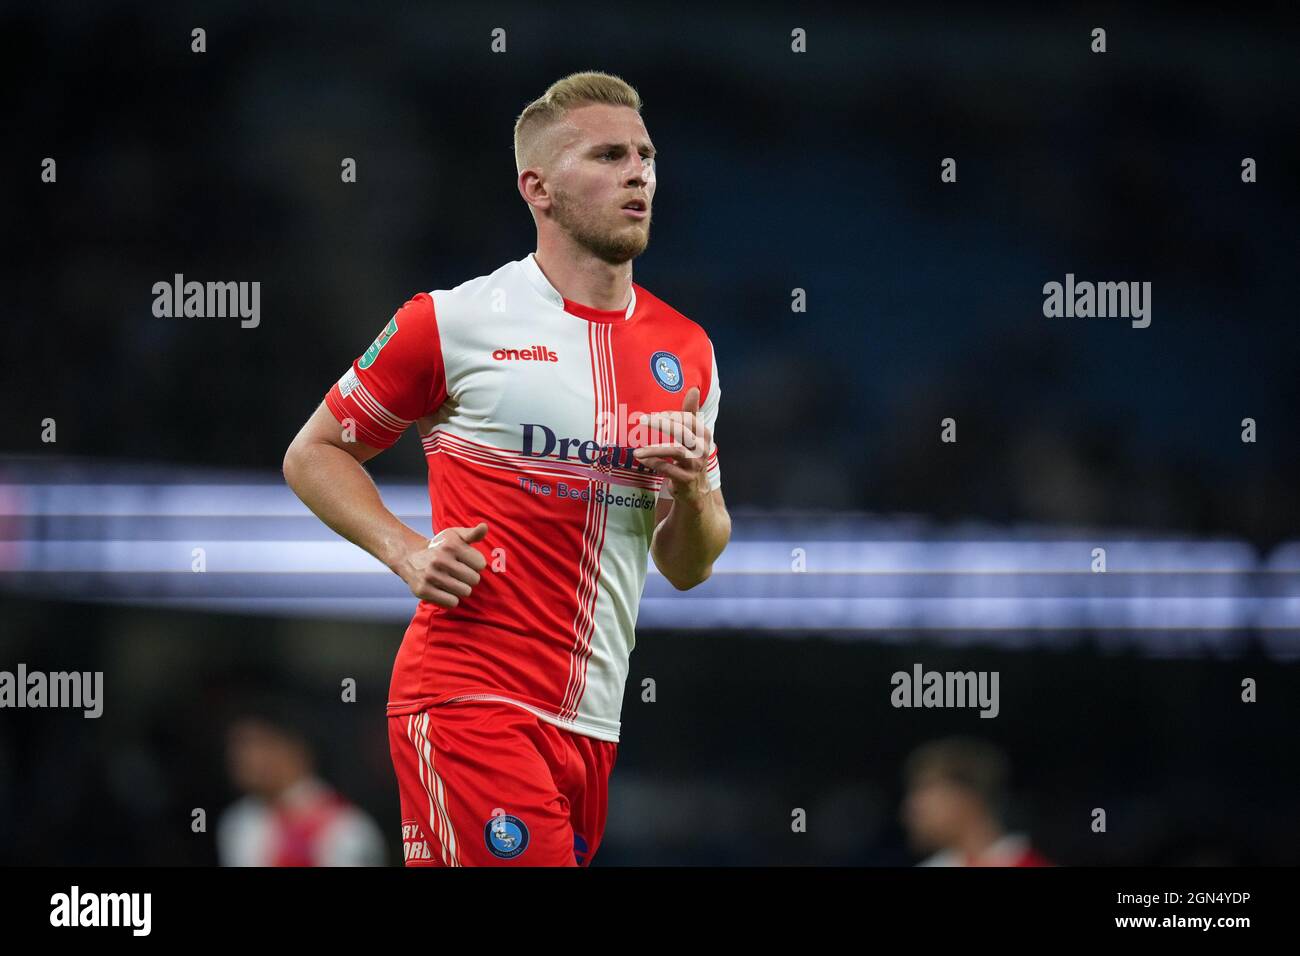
[659,337,721,498]
[324,293,448,450]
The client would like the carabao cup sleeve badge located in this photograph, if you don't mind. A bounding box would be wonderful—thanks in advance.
[359,316,399,369]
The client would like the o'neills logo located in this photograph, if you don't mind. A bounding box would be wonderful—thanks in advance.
[494,345,558,362]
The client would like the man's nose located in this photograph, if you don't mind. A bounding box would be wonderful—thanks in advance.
[622,152,655,201]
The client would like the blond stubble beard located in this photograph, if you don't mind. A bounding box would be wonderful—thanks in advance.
[550,186,651,265]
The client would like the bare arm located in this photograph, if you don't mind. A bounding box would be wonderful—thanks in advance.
[634,385,732,590]
[283,401,425,569]
[282,402,486,607]
[650,487,731,590]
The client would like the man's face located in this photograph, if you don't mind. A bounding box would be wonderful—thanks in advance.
[902,773,977,851]
[226,719,306,798]
[542,103,656,265]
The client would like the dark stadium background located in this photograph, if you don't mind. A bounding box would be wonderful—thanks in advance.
[2,2,1298,865]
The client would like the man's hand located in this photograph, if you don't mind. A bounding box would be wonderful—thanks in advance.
[633,386,712,503]
[634,385,730,590]
[393,522,490,608]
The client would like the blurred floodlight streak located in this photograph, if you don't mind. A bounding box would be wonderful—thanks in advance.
[0,459,1296,657]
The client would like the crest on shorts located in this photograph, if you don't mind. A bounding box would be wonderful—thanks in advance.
[649,350,683,393]
[484,812,530,859]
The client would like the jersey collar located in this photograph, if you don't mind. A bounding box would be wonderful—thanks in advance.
[520,252,637,323]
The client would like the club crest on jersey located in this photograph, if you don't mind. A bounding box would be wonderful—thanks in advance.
[649,350,683,393]
[484,813,530,859]
[359,316,399,369]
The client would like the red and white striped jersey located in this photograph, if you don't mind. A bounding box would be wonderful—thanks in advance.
[324,253,721,742]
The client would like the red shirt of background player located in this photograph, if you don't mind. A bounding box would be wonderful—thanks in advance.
[921,834,1054,867]
[968,843,1053,867]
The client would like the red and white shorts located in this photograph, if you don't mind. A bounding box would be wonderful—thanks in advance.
[388,698,618,867]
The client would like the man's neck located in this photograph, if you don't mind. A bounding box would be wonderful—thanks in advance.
[532,242,632,312]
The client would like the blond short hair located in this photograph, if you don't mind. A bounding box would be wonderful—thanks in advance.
[513,71,643,174]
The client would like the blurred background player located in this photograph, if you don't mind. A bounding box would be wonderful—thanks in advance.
[217,713,386,866]
[901,737,1051,867]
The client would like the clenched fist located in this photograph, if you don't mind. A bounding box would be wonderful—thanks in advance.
[396,522,489,608]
